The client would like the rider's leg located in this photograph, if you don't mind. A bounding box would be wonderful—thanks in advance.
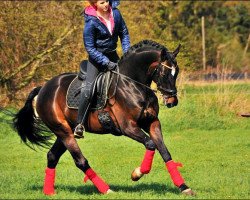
[74,62,99,138]
[74,51,118,138]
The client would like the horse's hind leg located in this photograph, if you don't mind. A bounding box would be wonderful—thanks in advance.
[43,138,67,195]
[48,122,111,194]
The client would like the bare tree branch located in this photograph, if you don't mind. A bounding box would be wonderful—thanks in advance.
[2,25,78,85]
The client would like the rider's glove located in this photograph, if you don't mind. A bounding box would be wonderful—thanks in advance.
[106,61,118,71]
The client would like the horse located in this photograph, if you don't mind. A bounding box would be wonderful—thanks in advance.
[13,40,194,196]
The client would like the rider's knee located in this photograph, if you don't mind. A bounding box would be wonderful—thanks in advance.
[83,83,93,100]
[145,140,156,150]
[84,90,91,100]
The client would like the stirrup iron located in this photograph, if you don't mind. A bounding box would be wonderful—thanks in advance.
[74,124,85,139]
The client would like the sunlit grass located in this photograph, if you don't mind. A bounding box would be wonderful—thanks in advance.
[0,82,249,199]
[0,125,249,199]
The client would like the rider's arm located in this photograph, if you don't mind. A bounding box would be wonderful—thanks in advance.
[83,21,110,68]
[116,10,130,53]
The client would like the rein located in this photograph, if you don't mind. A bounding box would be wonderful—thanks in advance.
[109,61,177,98]
[111,69,157,93]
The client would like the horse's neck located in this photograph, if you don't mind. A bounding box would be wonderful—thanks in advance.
[119,51,159,84]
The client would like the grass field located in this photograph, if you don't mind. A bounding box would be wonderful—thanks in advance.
[0,81,249,199]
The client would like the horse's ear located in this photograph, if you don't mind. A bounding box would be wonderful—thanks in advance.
[173,44,181,58]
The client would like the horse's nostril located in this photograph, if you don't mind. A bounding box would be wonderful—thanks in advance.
[166,103,173,108]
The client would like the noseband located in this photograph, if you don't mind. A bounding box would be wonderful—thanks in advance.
[157,86,177,97]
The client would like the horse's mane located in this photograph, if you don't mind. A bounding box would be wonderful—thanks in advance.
[119,40,168,63]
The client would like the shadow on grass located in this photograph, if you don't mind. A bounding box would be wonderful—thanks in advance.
[30,182,179,195]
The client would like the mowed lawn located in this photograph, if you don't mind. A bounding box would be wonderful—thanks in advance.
[0,82,249,199]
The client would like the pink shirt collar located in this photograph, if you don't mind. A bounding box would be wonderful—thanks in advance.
[85,5,115,35]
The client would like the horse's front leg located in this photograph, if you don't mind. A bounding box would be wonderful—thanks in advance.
[149,119,195,196]
[130,133,157,182]
[121,125,157,181]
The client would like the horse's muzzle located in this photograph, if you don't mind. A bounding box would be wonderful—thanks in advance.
[163,95,178,108]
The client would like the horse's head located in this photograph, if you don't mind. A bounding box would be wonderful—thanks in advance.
[153,44,181,108]
[119,40,180,108]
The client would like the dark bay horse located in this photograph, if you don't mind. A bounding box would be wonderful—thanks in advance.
[13,40,194,196]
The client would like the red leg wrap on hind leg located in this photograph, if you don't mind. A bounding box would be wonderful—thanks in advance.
[84,168,110,194]
[43,168,56,195]
[140,150,155,174]
[166,160,185,187]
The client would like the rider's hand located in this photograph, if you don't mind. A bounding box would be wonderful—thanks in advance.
[107,61,118,71]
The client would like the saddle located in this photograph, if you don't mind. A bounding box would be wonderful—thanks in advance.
[66,60,112,110]
[66,60,121,135]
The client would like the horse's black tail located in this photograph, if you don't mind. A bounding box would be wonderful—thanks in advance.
[13,86,51,149]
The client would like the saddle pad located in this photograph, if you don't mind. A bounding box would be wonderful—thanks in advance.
[66,77,82,109]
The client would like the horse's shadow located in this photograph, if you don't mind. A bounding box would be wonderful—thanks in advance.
[30,182,179,195]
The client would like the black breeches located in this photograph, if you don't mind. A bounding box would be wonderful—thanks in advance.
[84,62,99,99]
[85,51,119,99]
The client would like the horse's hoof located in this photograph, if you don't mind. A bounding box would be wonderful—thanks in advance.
[131,167,144,181]
[106,189,114,194]
[182,188,196,196]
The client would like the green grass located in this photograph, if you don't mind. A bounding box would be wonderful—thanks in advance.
[0,82,249,199]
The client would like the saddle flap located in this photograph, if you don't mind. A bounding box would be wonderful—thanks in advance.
[95,71,112,109]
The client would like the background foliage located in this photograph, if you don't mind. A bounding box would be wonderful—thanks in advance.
[0,2,249,198]
[0,1,249,106]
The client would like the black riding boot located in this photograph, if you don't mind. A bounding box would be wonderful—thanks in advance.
[74,60,99,138]
[74,89,90,139]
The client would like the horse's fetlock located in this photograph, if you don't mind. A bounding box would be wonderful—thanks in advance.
[75,159,90,171]
[47,151,58,168]
[47,151,56,163]
[145,140,156,150]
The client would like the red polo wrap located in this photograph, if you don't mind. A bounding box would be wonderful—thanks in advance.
[166,160,185,187]
[84,168,110,194]
[140,150,155,174]
[43,167,56,195]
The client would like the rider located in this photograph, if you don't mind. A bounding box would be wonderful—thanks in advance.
[74,0,130,138]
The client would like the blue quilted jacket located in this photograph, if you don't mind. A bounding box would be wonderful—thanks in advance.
[83,0,130,67]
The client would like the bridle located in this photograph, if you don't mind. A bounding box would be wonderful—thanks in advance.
[111,61,177,97]
[150,61,178,97]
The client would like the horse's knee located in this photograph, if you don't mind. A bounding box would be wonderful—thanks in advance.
[145,140,156,150]
[75,159,90,172]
